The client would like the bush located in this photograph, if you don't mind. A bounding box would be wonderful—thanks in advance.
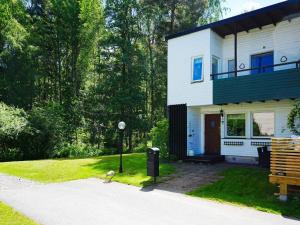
[149,119,168,159]
[23,103,68,159]
[51,144,103,158]
[288,100,300,135]
[0,102,71,161]
[133,142,147,153]
[0,102,32,161]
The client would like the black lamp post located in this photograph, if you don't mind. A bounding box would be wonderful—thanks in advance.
[118,121,126,173]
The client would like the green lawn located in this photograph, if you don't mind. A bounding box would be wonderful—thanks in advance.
[188,167,300,218]
[0,153,174,186]
[0,202,38,225]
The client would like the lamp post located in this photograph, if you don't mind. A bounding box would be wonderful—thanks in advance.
[118,121,126,173]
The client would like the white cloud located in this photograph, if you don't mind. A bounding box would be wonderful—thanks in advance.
[241,1,263,13]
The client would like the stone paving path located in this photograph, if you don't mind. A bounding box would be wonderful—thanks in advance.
[153,162,233,193]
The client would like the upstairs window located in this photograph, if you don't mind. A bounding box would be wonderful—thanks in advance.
[212,56,219,75]
[252,112,275,137]
[251,52,274,75]
[192,56,203,82]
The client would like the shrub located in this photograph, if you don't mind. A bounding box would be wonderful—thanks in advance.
[0,102,31,161]
[51,144,103,158]
[149,119,168,159]
[0,102,70,161]
[23,103,68,159]
[133,142,147,153]
[288,100,300,135]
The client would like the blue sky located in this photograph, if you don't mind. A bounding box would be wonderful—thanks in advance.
[223,0,286,18]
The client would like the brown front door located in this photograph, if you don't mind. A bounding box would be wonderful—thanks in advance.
[205,114,221,155]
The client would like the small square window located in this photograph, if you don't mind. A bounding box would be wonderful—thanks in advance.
[226,114,246,137]
[192,57,203,82]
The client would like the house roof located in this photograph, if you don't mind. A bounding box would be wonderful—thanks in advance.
[166,0,300,40]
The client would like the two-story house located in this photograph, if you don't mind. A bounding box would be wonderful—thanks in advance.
[167,0,300,164]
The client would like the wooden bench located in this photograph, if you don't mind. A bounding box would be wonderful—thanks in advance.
[269,138,300,201]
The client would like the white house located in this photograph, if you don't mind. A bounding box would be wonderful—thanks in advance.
[167,1,300,164]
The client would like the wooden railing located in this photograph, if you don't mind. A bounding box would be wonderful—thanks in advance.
[269,138,300,201]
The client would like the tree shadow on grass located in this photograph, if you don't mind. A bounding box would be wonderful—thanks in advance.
[82,154,173,187]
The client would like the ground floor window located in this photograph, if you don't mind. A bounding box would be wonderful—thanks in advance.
[226,114,246,137]
[252,112,275,137]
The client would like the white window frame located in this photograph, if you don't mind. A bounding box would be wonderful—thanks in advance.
[191,55,204,83]
[251,111,275,138]
[225,113,246,138]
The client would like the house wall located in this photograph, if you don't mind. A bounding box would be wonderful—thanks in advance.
[167,29,212,106]
[186,100,295,163]
[168,17,300,107]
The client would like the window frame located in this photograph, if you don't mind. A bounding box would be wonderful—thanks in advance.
[191,55,204,83]
[211,55,220,75]
[250,51,274,75]
[251,111,275,138]
[225,113,246,138]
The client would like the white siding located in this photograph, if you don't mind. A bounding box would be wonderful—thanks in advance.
[210,30,223,66]
[167,29,212,106]
[222,17,300,75]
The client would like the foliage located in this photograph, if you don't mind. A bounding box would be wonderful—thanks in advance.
[0,102,68,161]
[0,0,225,158]
[288,100,300,135]
[150,119,168,159]
[25,103,68,159]
[0,202,38,225]
[0,102,31,161]
[133,142,147,153]
[51,144,104,158]
[0,102,30,137]
[0,153,175,186]
[188,167,300,218]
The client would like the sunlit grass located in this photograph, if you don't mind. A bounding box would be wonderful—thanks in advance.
[0,153,174,186]
[0,202,38,225]
[188,167,300,218]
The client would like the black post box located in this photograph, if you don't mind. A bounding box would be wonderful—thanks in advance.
[147,147,159,180]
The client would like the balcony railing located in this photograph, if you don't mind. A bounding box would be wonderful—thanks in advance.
[211,60,300,80]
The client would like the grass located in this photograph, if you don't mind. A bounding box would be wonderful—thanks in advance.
[0,153,174,186]
[0,202,38,225]
[188,167,300,218]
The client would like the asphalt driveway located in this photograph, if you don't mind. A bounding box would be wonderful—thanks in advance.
[0,174,299,225]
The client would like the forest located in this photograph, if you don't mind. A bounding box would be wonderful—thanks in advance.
[0,0,225,161]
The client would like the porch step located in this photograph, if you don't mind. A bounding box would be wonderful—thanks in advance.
[184,155,225,164]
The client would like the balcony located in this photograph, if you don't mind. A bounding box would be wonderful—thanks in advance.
[212,61,300,105]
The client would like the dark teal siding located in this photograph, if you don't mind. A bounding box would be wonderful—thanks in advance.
[213,69,300,105]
